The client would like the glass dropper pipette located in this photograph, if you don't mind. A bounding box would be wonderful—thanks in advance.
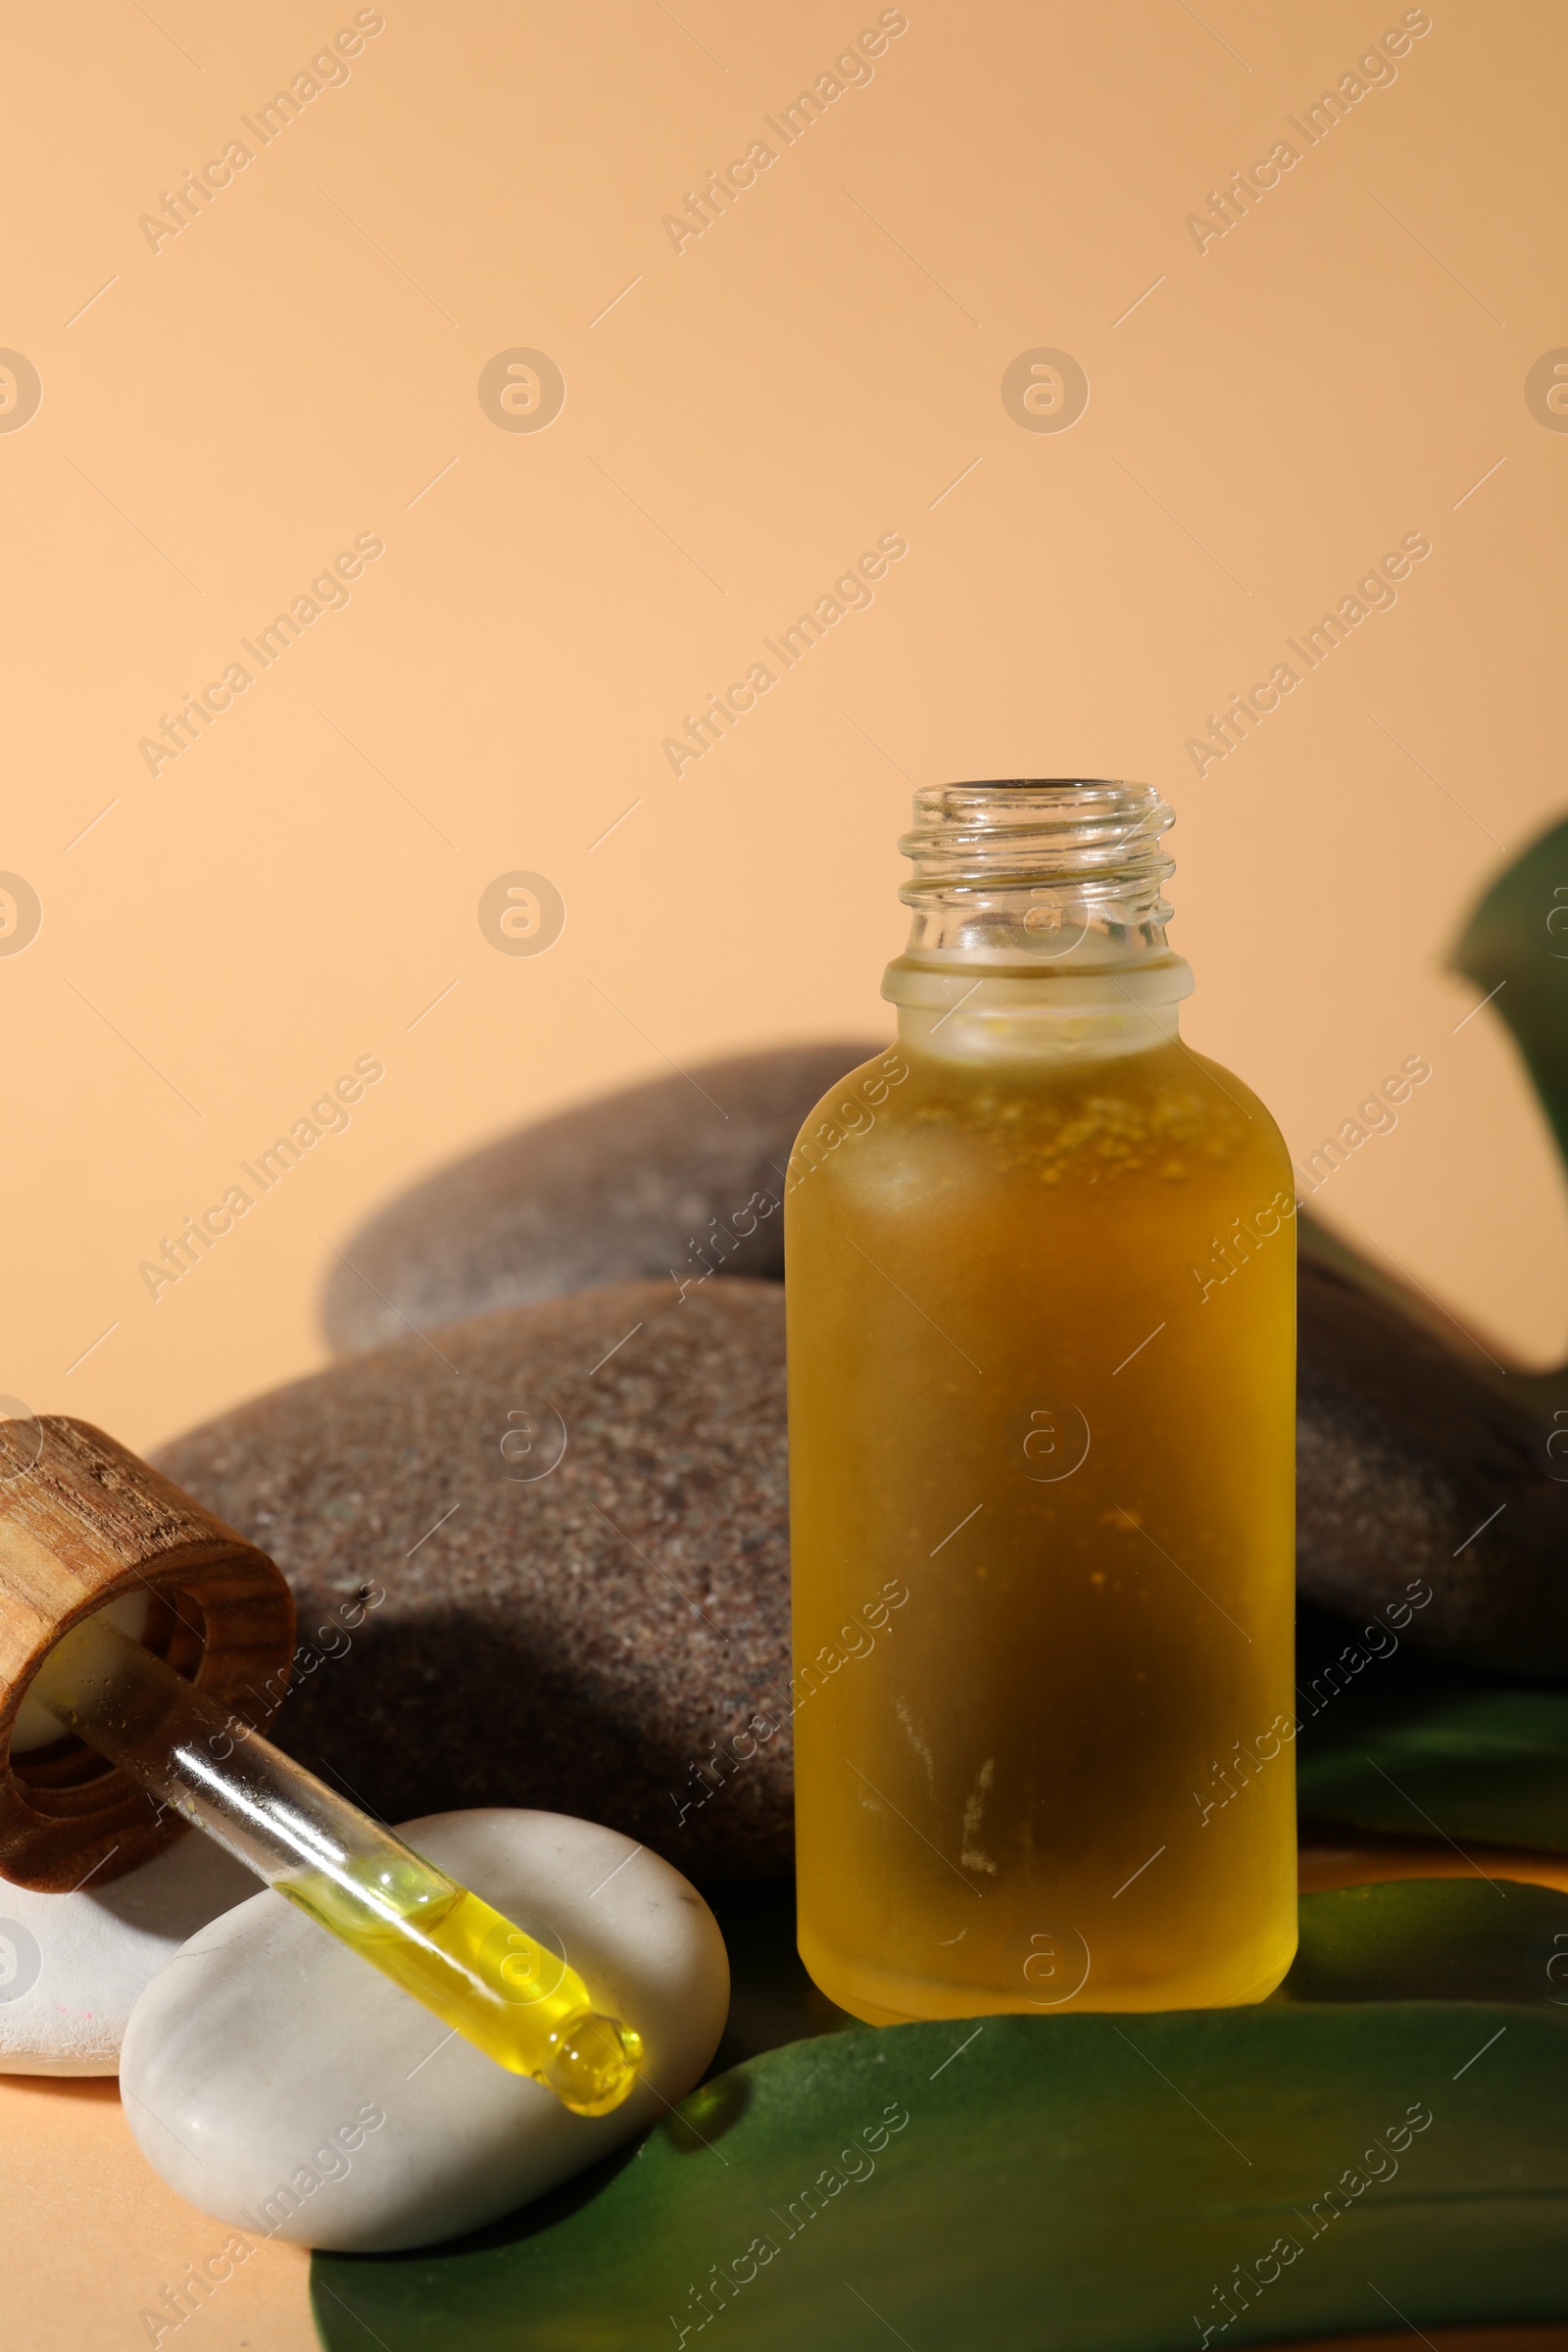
[29,1608,643,2115]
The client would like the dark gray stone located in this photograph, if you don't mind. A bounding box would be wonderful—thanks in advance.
[154,1282,795,1884]
[1297,1250,1568,1679]
[321,1042,886,1355]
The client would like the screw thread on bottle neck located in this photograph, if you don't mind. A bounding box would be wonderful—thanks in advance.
[898,777,1177,960]
[885,779,1192,1057]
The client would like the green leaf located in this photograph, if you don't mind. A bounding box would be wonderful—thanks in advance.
[1279,1878,1568,2006]
[1294,816,1568,1339]
[1296,1599,1568,1852]
[1286,824,1568,1850]
[313,1884,1568,2352]
[1452,812,1568,1179]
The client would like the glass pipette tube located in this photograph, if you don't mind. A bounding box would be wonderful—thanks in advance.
[29,1611,643,2116]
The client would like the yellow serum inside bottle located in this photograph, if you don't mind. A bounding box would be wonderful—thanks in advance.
[786,779,1297,2023]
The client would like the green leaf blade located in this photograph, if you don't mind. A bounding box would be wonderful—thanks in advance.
[1452,813,1568,1177]
[314,1897,1568,2352]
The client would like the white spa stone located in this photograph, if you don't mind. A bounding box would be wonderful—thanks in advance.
[0,1833,255,2075]
[119,1808,731,2252]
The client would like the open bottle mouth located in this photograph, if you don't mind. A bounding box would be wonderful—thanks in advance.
[896,779,1178,962]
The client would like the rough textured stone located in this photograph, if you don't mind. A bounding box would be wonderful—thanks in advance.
[154,1283,794,1880]
[0,1831,253,2075]
[1297,1252,1568,1678]
[120,1809,728,2251]
[321,1040,885,1354]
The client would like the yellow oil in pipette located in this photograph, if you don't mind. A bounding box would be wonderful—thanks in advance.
[28,1611,644,2117]
[278,1856,644,2114]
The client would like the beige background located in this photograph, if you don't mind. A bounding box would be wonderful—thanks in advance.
[2,3,1566,2343]
[5,0,1567,1465]
[9,9,1568,2332]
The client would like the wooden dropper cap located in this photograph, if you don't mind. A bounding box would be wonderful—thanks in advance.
[0,1416,295,1892]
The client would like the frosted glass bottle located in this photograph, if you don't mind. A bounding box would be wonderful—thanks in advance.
[786,780,1297,2022]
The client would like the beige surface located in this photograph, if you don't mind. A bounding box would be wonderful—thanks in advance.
[1298,1831,1568,1895]
[3,0,1566,1465]
[0,2076,312,2352]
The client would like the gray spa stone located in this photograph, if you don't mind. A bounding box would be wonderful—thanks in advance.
[119,1809,729,2251]
[154,1280,796,1881]
[0,1831,254,2075]
[1296,1242,1568,1677]
[320,1040,887,1353]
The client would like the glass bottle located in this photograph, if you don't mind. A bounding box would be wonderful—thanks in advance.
[786,780,1297,2022]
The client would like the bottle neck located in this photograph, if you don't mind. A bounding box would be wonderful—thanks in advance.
[882,778,1193,1065]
